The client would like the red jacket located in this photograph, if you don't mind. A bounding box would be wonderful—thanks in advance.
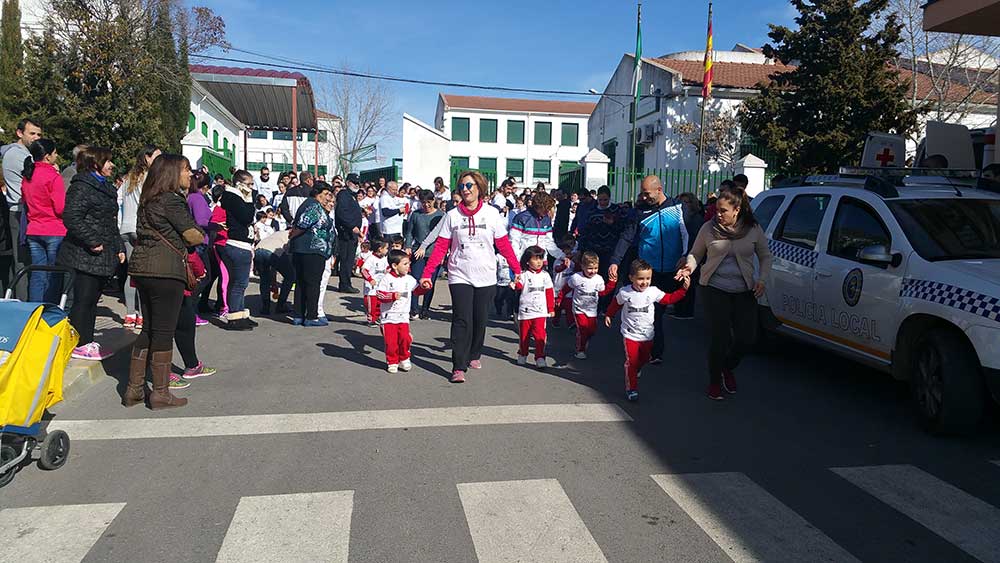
[22,162,67,237]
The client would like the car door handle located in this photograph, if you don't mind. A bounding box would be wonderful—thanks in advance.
[816,270,833,278]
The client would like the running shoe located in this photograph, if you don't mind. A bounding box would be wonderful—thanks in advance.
[291,317,304,326]
[71,342,114,361]
[304,318,329,327]
[195,315,209,327]
[516,355,527,365]
[450,370,466,383]
[135,316,144,330]
[387,364,399,374]
[707,384,725,401]
[469,360,482,370]
[626,390,639,402]
[649,357,663,365]
[123,315,136,328]
[574,351,587,359]
[168,374,191,390]
[399,359,412,372]
[183,362,216,379]
[722,369,737,394]
[535,357,547,369]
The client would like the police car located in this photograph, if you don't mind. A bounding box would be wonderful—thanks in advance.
[751,168,1000,434]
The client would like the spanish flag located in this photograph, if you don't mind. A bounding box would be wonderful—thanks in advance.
[702,3,714,99]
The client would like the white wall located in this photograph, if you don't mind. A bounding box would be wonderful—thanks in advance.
[401,113,450,189]
[245,116,342,179]
[188,89,244,169]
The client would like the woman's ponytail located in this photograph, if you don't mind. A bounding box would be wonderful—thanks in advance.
[23,138,57,183]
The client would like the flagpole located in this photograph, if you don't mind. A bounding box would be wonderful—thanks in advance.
[696,2,713,199]
[629,2,642,200]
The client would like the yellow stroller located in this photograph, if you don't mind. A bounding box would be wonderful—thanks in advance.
[0,266,78,488]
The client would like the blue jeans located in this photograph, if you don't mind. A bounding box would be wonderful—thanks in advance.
[218,244,252,314]
[26,235,63,303]
[408,258,441,314]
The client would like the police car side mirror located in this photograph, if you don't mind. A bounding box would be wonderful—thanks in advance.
[858,245,897,268]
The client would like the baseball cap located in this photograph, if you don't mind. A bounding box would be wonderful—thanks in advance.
[346,173,361,185]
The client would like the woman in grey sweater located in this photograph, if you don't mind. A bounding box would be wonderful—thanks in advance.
[404,190,444,319]
[118,144,160,329]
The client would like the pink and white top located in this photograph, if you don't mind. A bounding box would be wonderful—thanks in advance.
[515,268,555,321]
[607,285,686,342]
[424,200,521,288]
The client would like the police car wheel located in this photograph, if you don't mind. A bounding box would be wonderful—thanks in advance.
[910,329,984,435]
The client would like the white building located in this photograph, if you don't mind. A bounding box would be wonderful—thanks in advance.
[244,109,342,181]
[431,94,596,189]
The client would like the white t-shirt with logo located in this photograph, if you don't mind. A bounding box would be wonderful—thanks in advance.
[517,269,553,321]
[566,272,607,317]
[438,204,510,288]
[376,273,419,324]
[553,261,575,296]
[361,254,388,296]
[615,285,667,342]
[379,191,409,235]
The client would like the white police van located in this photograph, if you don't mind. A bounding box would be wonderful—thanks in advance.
[752,168,1000,434]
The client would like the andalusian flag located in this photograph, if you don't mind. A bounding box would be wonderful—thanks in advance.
[702,3,714,99]
[631,4,642,111]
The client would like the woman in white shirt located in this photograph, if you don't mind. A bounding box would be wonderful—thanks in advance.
[421,171,522,383]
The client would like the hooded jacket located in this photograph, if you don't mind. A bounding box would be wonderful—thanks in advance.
[56,172,125,277]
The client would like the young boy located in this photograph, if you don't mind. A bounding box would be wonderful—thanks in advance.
[494,252,516,320]
[560,251,616,359]
[552,237,576,327]
[361,240,389,327]
[355,241,372,277]
[389,234,405,252]
[604,259,689,401]
[375,250,429,373]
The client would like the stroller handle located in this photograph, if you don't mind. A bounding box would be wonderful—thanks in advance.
[4,266,77,308]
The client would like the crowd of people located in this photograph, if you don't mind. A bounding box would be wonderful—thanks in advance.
[1,115,772,407]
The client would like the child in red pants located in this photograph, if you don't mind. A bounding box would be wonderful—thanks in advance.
[560,251,616,359]
[552,238,576,327]
[361,240,389,327]
[514,246,555,369]
[605,259,689,401]
[376,249,429,372]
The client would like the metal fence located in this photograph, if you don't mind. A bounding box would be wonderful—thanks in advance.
[450,166,498,191]
[607,167,729,202]
[201,148,234,179]
[358,164,399,184]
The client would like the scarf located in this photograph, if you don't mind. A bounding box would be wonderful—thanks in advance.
[711,215,753,241]
[458,199,483,236]
[226,183,253,204]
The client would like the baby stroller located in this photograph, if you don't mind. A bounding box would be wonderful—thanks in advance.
[0,265,78,488]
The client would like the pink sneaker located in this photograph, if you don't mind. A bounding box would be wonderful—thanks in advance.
[195,315,209,327]
[450,370,466,383]
[71,342,114,361]
[123,315,136,328]
[135,316,144,330]
[469,360,482,370]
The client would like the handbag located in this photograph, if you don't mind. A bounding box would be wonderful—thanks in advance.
[144,208,198,291]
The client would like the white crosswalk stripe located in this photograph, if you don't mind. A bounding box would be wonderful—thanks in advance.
[0,502,126,563]
[832,464,1000,563]
[456,478,608,563]
[215,491,354,563]
[652,472,859,563]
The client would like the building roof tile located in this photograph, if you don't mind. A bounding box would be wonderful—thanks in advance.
[439,94,596,115]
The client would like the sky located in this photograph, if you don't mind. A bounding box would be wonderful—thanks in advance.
[197,0,798,169]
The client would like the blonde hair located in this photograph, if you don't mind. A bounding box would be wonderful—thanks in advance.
[458,171,490,200]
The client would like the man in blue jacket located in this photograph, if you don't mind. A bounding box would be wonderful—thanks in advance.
[608,175,689,364]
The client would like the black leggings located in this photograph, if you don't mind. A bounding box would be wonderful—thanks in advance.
[175,295,199,369]
[293,253,327,320]
[449,283,495,371]
[69,270,106,345]
[134,277,185,353]
[702,285,758,385]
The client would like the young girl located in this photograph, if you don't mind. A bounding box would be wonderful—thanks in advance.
[171,249,217,390]
[361,240,389,327]
[514,246,555,369]
[604,259,689,401]
[552,237,576,327]
[560,251,616,359]
[375,249,429,372]
[355,241,372,277]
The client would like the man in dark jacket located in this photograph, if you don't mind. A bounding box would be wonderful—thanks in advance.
[334,173,363,293]
[279,171,314,224]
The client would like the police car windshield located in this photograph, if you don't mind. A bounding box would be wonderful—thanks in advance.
[889,199,1000,261]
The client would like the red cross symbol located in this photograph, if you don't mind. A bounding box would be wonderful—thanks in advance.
[875,148,895,167]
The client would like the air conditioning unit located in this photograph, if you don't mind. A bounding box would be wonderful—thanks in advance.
[642,123,655,143]
[634,127,647,145]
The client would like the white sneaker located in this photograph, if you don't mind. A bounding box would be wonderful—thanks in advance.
[575,351,587,359]
[517,355,528,365]
[387,364,398,373]
[399,359,412,372]
[535,357,547,369]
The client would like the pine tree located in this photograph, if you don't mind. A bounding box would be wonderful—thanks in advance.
[740,0,921,174]
[0,0,24,130]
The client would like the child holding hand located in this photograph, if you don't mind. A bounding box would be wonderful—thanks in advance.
[552,237,576,327]
[560,251,617,359]
[514,246,556,369]
[361,239,389,327]
[375,249,429,373]
[605,259,689,402]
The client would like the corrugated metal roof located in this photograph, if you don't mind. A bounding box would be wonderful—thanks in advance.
[190,64,318,131]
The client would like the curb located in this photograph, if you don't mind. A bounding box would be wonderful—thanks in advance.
[60,328,135,403]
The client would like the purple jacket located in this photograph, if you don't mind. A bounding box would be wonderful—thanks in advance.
[187,192,212,245]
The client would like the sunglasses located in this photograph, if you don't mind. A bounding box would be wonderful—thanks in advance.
[457,182,475,191]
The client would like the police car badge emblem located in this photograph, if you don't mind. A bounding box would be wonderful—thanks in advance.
[843,268,863,307]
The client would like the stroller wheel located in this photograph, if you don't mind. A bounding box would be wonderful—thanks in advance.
[0,444,17,487]
[38,430,70,470]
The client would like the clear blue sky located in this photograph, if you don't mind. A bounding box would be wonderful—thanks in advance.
[200,0,797,169]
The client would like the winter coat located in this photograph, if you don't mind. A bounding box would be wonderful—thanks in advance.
[56,173,125,277]
[129,191,204,284]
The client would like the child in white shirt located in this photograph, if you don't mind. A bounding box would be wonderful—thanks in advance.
[355,241,372,277]
[361,240,389,326]
[375,249,429,372]
[552,238,576,327]
[514,246,555,368]
[604,259,689,401]
[253,211,275,243]
[560,251,617,358]
[494,253,516,319]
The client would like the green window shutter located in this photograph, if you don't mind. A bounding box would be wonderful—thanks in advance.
[479,119,497,143]
[318,131,328,143]
[506,158,524,181]
[507,120,525,144]
[273,131,293,141]
[532,159,551,180]
[212,130,219,150]
[478,157,497,173]
[452,117,470,141]
[534,122,551,145]
[201,122,208,137]
[451,156,469,169]
[249,130,268,139]
[188,113,196,132]
[561,123,579,147]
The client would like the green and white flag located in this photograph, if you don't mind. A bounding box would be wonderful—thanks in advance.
[631,3,642,111]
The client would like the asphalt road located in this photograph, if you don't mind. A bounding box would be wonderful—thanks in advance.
[2,281,999,563]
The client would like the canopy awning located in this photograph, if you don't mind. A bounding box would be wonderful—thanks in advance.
[190,64,317,131]
[923,0,1000,36]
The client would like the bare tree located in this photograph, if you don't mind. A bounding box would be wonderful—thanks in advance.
[889,0,998,127]
[316,69,396,175]
[675,106,743,172]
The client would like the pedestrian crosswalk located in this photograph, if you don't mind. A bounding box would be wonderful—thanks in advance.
[2,464,998,563]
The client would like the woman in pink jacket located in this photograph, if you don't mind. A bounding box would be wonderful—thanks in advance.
[20,138,67,303]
